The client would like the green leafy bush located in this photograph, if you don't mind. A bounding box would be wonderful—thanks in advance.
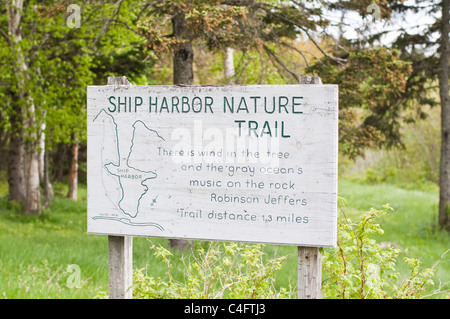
[132,241,294,299]
[101,197,449,299]
[322,197,449,299]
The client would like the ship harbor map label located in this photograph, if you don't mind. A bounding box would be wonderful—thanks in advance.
[87,84,338,247]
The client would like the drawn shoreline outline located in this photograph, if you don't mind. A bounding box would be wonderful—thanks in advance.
[92,109,165,231]
[92,216,165,231]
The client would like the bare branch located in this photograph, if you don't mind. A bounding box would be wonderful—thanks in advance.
[262,44,300,83]
[298,26,347,65]
[279,41,312,68]
[257,4,347,65]
[110,19,141,35]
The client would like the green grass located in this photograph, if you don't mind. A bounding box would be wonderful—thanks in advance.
[0,180,448,298]
[0,188,106,298]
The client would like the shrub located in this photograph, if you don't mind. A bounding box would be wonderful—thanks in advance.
[322,197,449,299]
[132,241,294,299]
[99,197,449,299]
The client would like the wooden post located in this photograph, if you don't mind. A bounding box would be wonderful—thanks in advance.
[298,246,322,299]
[109,236,133,299]
[107,76,133,299]
[298,75,323,299]
[108,75,132,86]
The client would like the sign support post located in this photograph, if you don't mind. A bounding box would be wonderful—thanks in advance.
[106,76,133,299]
[108,235,133,299]
[298,246,322,299]
[297,75,323,299]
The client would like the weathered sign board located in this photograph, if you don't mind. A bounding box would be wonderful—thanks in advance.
[87,84,338,247]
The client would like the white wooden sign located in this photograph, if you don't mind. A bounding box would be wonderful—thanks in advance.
[87,84,338,247]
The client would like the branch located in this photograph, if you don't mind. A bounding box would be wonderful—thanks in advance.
[133,2,151,24]
[258,4,347,65]
[279,41,312,68]
[110,19,141,35]
[221,0,255,7]
[298,26,347,65]
[92,0,125,48]
[0,28,10,44]
[262,44,300,83]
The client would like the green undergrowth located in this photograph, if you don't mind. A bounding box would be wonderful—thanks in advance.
[0,180,449,298]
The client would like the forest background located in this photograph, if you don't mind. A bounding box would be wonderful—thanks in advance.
[0,0,449,299]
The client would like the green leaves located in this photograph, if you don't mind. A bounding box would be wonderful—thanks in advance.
[132,241,293,299]
[322,201,449,299]
[309,47,413,158]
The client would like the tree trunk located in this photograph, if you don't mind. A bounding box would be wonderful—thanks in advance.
[172,11,194,85]
[24,137,41,215]
[23,96,41,215]
[67,137,78,201]
[42,145,54,207]
[439,0,450,229]
[6,0,26,205]
[54,143,68,182]
[224,47,235,84]
[8,109,26,204]
[38,120,53,207]
[7,0,41,215]
[38,127,45,184]
[169,10,194,250]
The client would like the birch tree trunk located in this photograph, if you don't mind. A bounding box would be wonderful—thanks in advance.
[38,120,53,207]
[7,0,41,214]
[6,0,26,204]
[42,145,54,207]
[439,0,450,229]
[24,127,41,215]
[224,47,235,84]
[38,125,45,184]
[8,107,26,203]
